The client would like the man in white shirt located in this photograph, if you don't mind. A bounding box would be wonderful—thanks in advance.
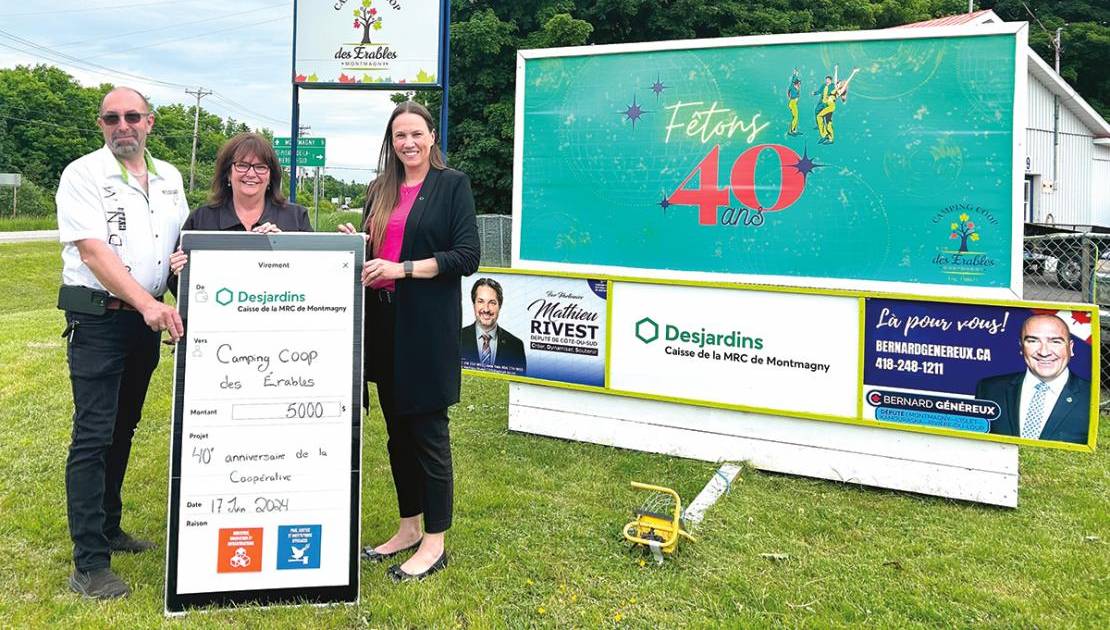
[56,87,189,599]
[975,313,1091,445]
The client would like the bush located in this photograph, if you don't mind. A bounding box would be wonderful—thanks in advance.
[185,189,210,211]
[0,178,54,217]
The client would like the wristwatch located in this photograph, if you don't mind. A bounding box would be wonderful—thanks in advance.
[403,260,413,279]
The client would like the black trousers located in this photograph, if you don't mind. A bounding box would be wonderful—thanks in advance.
[64,309,160,572]
[368,294,454,534]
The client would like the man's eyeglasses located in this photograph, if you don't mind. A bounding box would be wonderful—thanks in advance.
[232,161,271,174]
[99,112,149,126]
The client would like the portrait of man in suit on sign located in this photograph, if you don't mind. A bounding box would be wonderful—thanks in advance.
[975,313,1090,444]
[460,277,527,373]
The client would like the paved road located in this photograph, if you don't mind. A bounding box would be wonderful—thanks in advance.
[0,230,57,243]
[1023,277,1085,304]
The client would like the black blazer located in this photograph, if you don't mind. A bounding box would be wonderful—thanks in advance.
[183,199,313,232]
[362,167,480,414]
[975,371,1091,444]
[460,323,527,373]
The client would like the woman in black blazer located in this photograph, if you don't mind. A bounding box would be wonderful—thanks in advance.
[339,101,479,581]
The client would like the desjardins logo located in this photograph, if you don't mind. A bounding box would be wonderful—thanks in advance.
[633,316,763,350]
[213,288,307,306]
[635,317,659,343]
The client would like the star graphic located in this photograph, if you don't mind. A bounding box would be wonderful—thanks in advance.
[659,195,671,213]
[621,94,647,128]
[650,74,666,97]
[790,146,824,177]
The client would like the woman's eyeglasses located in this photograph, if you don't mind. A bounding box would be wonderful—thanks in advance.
[232,161,271,174]
[99,112,148,125]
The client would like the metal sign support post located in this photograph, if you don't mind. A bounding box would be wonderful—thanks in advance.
[290,0,301,201]
[438,0,451,158]
[290,87,300,201]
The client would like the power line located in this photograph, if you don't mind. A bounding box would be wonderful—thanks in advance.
[0,0,207,18]
[0,30,288,128]
[0,29,194,90]
[83,15,290,61]
[210,92,289,127]
[54,1,288,49]
[1021,2,1064,74]
[0,112,101,135]
[0,111,200,139]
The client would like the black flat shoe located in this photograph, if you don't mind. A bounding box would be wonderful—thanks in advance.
[361,538,421,563]
[388,551,448,582]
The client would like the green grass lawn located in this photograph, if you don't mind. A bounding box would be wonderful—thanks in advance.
[0,207,351,234]
[0,215,58,231]
[0,241,1107,628]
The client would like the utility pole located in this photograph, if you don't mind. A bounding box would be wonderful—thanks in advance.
[1054,27,1062,73]
[186,87,213,193]
[313,166,320,228]
[294,125,310,203]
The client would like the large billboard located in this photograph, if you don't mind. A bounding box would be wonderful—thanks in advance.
[514,25,1027,297]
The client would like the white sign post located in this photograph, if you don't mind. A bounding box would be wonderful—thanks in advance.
[165,232,364,613]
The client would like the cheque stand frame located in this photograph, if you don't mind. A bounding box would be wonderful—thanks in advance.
[164,232,365,613]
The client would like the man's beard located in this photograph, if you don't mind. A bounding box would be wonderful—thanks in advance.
[109,137,142,158]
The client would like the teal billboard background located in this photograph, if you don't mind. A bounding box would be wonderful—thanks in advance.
[519,32,1018,287]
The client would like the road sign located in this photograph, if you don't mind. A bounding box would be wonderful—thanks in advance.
[273,137,326,167]
[273,137,326,148]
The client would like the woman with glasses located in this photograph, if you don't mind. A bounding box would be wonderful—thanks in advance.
[169,132,310,274]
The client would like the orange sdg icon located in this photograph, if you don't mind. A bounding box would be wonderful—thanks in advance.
[217,528,263,573]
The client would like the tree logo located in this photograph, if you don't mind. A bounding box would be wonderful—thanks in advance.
[949,213,980,253]
[930,203,999,280]
[352,0,383,45]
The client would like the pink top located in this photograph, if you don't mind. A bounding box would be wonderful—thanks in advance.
[371,182,422,291]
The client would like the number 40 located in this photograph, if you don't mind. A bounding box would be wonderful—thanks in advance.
[668,144,807,225]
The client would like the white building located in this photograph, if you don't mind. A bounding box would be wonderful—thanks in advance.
[901,10,1110,230]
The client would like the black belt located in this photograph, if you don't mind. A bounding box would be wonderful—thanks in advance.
[106,294,164,311]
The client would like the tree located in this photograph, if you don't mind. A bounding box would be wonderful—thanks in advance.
[986,0,1110,117]
[0,65,279,215]
[0,65,103,189]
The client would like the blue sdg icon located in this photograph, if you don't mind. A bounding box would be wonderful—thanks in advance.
[276,524,321,570]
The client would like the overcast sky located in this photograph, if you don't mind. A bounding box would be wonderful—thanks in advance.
[0,0,408,183]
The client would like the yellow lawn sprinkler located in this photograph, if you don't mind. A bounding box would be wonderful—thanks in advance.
[623,482,695,563]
